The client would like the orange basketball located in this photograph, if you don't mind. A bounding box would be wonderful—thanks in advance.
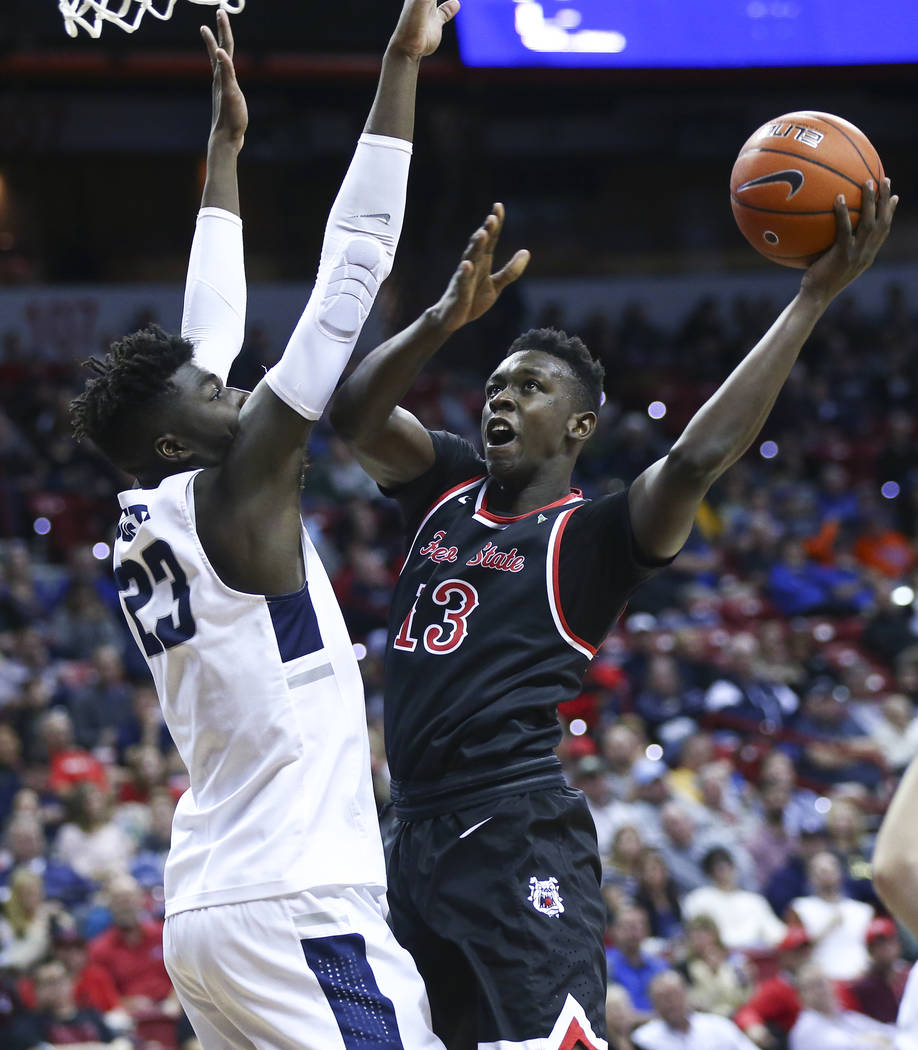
[730,111,884,268]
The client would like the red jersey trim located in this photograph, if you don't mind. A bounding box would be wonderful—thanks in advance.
[474,479,584,527]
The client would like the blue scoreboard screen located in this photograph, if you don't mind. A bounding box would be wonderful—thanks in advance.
[455,1,918,69]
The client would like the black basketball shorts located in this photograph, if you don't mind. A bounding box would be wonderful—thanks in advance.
[386,786,608,1050]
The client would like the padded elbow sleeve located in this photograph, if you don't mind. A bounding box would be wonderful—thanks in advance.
[264,133,412,420]
[265,236,388,420]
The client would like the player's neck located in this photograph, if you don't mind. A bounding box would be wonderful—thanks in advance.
[485,473,574,517]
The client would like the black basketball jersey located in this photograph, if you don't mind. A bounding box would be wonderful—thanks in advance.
[384,431,666,784]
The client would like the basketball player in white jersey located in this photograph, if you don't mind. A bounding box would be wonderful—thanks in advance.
[69,5,458,1049]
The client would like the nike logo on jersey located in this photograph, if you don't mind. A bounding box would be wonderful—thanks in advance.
[736,169,805,200]
[459,816,493,839]
[537,514,548,524]
[458,495,471,504]
[350,212,391,223]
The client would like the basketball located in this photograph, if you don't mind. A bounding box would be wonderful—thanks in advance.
[730,111,884,268]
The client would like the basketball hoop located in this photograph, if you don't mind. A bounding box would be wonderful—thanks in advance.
[58,0,246,39]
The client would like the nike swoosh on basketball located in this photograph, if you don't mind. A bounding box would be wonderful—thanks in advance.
[736,169,805,200]
[459,816,493,839]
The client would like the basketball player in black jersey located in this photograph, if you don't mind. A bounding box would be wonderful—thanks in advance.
[329,185,896,1050]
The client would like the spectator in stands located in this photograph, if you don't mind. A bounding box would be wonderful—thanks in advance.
[88,873,180,1023]
[789,963,897,1050]
[846,917,911,1024]
[683,846,786,952]
[679,914,750,1018]
[747,775,798,892]
[766,537,871,619]
[791,679,886,790]
[756,750,823,837]
[69,644,132,752]
[765,821,831,920]
[824,797,875,903]
[601,723,643,801]
[734,925,813,1050]
[603,824,646,901]
[41,708,108,798]
[629,759,673,844]
[7,958,131,1050]
[0,867,70,973]
[658,801,708,896]
[576,754,636,859]
[667,732,715,806]
[54,781,134,883]
[633,847,682,942]
[871,694,918,775]
[704,633,799,734]
[606,983,637,1050]
[787,850,874,980]
[0,813,90,904]
[606,905,669,1023]
[633,653,704,741]
[48,582,124,662]
[632,969,758,1050]
[852,503,916,580]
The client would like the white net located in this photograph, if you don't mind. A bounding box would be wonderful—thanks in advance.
[58,0,246,39]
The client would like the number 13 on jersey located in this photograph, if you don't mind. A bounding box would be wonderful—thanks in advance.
[393,579,480,655]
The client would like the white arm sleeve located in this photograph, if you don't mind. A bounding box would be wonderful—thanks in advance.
[264,132,412,421]
[182,207,246,384]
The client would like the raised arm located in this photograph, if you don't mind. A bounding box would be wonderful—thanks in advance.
[181,9,248,383]
[194,1,461,593]
[329,203,529,488]
[628,179,897,562]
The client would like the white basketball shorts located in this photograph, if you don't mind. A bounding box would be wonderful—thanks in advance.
[163,885,445,1050]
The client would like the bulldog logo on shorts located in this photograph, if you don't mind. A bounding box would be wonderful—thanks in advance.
[528,876,565,917]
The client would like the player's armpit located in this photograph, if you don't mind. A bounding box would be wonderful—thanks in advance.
[627,452,713,562]
[345,406,436,490]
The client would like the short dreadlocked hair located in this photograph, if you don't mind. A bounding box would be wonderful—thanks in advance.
[504,327,605,413]
[70,325,195,471]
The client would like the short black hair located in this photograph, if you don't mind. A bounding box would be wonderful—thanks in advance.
[701,846,735,876]
[504,327,605,413]
[70,325,194,471]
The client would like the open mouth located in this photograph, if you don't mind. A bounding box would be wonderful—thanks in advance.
[486,419,517,447]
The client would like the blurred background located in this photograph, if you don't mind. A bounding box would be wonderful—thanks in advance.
[0,3,917,1048]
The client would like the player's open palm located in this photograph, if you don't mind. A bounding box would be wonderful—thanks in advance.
[390,0,461,60]
[801,177,898,300]
[201,9,248,145]
[433,203,531,334]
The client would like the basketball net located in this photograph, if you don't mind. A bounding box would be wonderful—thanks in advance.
[58,0,245,38]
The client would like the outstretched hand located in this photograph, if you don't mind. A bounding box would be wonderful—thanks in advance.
[389,0,461,60]
[430,204,531,334]
[801,178,898,302]
[201,9,247,146]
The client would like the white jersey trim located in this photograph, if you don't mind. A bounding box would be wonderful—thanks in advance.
[545,510,596,660]
[401,476,486,576]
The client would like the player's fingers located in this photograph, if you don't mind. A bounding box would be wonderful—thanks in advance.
[215,47,238,85]
[833,195,853,243]
[492,249,531,292]
[438,0,461,25]
[200,26,219,68]
[218,8,235,59]
[461,227,489,262]
[858,179,878,232]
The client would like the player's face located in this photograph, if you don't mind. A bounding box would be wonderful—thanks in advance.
[480,350,587,479]
[158,361,249,467]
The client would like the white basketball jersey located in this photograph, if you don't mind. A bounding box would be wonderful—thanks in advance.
[114,470,386,916]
